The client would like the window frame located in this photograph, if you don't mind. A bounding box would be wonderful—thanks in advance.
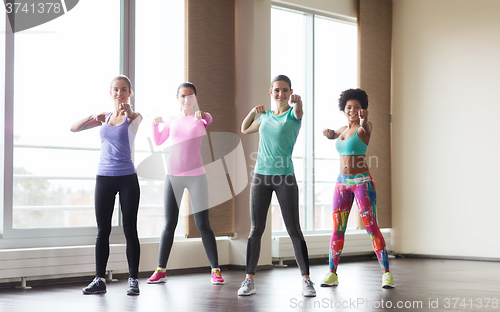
[271,2,357,235]
[0,0,136,248]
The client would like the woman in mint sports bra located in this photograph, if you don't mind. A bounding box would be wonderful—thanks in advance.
[321,88,395,289]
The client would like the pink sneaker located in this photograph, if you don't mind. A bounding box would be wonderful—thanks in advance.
[211,268,224,285]
[147,269,167,284]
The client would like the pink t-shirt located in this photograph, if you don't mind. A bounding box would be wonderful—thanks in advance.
[153,113,212,176]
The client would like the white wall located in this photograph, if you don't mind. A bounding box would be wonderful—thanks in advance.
[391,0,500,258]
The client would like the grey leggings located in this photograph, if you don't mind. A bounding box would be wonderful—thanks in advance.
[158,174,219,269]
[246,173,310,276]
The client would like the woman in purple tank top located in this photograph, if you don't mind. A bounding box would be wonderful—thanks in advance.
[70,75,143,296]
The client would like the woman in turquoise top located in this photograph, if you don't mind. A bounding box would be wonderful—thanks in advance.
[321,88,394,289]
[238,75,316,297]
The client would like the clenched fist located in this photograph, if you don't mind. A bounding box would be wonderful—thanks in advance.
[323,128,334,139]
[152,116,164,125]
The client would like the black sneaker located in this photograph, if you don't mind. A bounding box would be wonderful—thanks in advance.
[127,278,140,296]
[82,277,106,294]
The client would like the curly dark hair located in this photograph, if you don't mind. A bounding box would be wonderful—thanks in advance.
[338,88,368,111]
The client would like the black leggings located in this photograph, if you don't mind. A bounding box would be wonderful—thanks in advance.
[246,173,310,276]
[95,174,140,279]
[158,174,219,269]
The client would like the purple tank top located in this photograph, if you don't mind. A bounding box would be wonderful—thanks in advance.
[97,113,136,176]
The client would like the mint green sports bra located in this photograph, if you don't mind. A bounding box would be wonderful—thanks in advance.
[335,125,368,156]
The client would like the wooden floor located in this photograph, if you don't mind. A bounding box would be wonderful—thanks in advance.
[1,258,499,312]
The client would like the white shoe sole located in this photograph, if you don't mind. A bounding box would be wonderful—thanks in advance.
[212,280,225,285]
[238,289,256,296]
[302,292,316,297]
[147,278,167,284]
[320,281,339,287]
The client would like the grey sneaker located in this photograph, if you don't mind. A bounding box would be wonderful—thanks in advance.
[237,277,256,296]
[127,278,140,296]
[82,277,106,294]
[302,278,316,297]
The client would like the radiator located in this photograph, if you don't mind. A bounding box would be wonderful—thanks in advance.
[0,244,128,284]
[272,229,391,260]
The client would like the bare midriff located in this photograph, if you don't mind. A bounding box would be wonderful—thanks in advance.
[340,155,369,175]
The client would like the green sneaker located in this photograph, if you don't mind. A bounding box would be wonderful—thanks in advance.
[382,272,395,289]
[320,272,339,287]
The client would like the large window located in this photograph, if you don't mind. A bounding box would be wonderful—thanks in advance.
[12,0,120,229]
[135,0,185,238]
[270,7,306,233]
[271,5,358,233]
[2,0,184,245]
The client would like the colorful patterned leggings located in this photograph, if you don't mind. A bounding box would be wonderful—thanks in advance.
[329,171,389,271]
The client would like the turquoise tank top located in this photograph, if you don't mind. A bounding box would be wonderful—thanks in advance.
[254,108,301,175]
[335,125,368,156]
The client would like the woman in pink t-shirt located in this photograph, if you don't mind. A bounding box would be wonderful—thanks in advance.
[146,82,224,285]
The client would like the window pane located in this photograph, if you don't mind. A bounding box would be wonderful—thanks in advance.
[271,7,307,230]
[314,16,357,159]
[135,0,185,237]
[271,7,306,159]
[313,16,357,230]
[12,0,120,228]
[271,8,306,92]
